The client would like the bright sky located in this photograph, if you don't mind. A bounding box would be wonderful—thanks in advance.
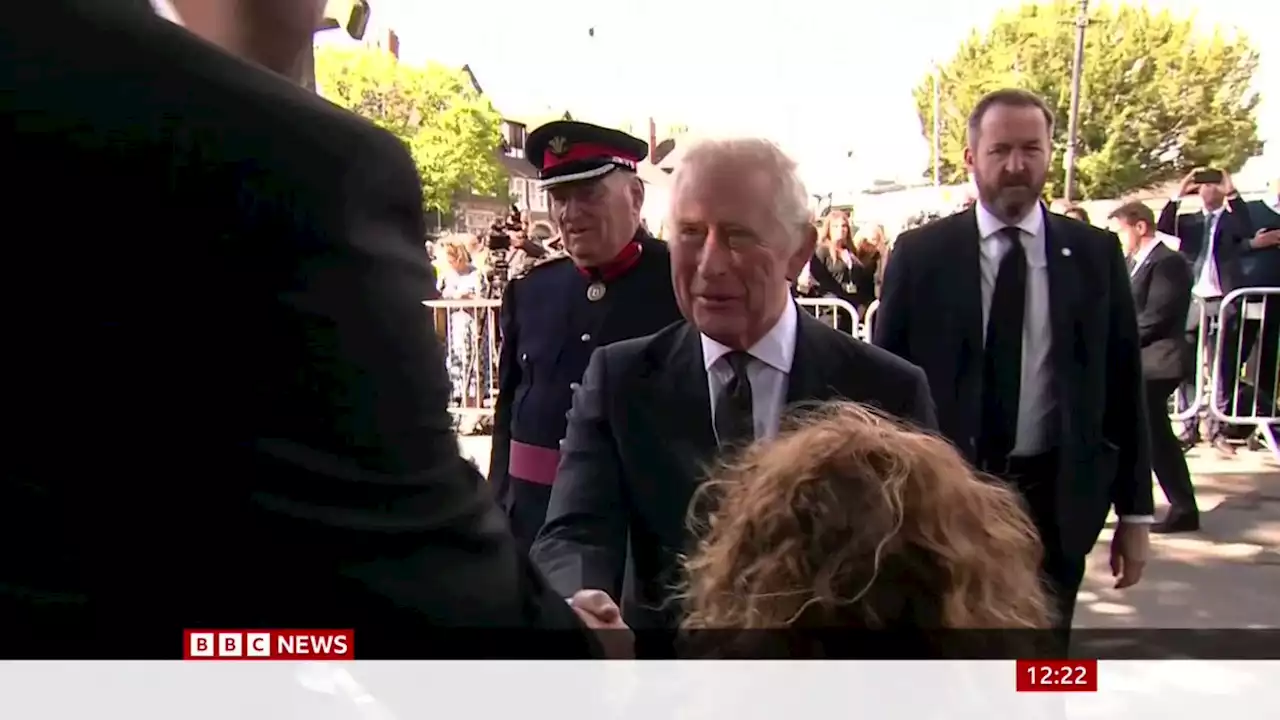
[368,0,1277,192]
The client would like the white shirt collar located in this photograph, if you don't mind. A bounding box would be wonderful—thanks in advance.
[1204,205,1224,220]
[1129,237,1161,274]
[701,299,798,374]
[152,0,183,25]
[1155,230,1181,252]
[974,199,1044,242]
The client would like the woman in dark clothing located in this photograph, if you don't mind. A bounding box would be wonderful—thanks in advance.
[797,210,870,334]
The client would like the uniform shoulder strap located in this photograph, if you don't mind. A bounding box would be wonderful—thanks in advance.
[511,250,571,280]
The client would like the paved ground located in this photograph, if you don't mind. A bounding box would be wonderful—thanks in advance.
[461,436,1280,630]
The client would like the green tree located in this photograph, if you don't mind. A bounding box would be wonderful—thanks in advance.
[315,46,504,212]
[913,1,1263,199]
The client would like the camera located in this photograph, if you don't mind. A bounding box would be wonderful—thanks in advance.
[486,205,523,252]
[485,205,525,297]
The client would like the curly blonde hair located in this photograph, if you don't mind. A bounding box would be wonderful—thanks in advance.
[680,402,1052,633]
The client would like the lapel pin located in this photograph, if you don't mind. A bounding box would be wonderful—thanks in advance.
[1061,247,1072,257]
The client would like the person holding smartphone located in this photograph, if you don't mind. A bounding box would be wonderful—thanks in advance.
[1157,168,1256,455]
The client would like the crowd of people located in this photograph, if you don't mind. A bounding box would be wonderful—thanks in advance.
[8,0,1280,672]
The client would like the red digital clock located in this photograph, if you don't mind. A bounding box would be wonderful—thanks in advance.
[1015,659,1099,692]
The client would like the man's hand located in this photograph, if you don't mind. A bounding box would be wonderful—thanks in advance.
[569,589,634,659]
[1253,228,1280,249]
[1178,170,1199,197]
[1110,522,1150,589]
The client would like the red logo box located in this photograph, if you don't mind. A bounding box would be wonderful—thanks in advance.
[1016,659,1098,692]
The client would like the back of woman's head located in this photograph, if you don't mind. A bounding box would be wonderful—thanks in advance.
[441,234,473,267]
[681,402,1052,632]
[852,224,886,263]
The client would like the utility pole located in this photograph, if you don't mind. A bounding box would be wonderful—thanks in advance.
[1063,0,1090,202]
[932,64,942,186]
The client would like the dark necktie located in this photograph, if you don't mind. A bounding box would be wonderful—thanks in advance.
[1192,214,1214,279]
[1125,254,1136,273]
[979,227,1027,464]
[714,352,755,449]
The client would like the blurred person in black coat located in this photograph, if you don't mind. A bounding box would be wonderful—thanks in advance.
[0,0,592,662]
[1238,183,1280,412]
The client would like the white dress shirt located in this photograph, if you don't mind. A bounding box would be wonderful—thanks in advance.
[1155,230,1180,252]
[1191,207,1225,299]
[974,201,1055,457]
[701,300,798,442]
[151,0,183,23]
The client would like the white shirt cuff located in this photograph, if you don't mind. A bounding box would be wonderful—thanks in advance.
[1119,515,1156,524]
[1169,197,1181,205]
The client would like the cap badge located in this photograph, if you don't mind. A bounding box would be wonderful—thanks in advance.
[547,136,569,156]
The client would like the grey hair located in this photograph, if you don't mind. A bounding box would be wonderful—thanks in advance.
[668,137,811,248]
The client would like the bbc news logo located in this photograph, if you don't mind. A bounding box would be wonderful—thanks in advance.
[184,629,354,660]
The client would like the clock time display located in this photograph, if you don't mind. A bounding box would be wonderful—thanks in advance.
[1015,659,1099,692]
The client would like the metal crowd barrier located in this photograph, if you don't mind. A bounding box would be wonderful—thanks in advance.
[425,299,501,425]
[426,297,872,421]
[795,297,863,338]
[1205,287,1280,460]
[861,300,879,342]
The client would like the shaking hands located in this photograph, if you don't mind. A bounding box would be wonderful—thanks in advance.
[568,589,635,659]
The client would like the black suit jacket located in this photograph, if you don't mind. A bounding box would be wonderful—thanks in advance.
[874,208,1153,560]
[0,1,590,658]
[1241,200,1280,288]
[1130,243,1194,382]
[530,309,936,640]
[1157,196,1255,294]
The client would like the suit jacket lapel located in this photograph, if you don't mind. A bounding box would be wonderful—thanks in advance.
[649,323,718,464]
[786,309,831,405]
[1129,246,1159,294]
[1044,211,1080,413]
[955,208,985,382]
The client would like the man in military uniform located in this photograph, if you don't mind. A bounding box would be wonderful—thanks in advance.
[490,120,683,554]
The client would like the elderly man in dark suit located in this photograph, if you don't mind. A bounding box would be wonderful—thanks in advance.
[1,0,591,662]
[531,137,936,655]
[874,89,1152,640]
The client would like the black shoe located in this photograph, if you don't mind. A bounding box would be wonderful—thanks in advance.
[1153,511,1200,534]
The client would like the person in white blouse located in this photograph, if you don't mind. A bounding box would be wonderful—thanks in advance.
[532,137,936,655]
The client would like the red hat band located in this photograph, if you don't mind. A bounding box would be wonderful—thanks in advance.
[543,141,643,172]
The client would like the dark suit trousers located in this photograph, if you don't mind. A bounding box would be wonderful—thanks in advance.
[1146,379,1198,515]
[992,451,1085,643]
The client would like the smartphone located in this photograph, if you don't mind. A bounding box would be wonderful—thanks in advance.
[1192,169,1223,185]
